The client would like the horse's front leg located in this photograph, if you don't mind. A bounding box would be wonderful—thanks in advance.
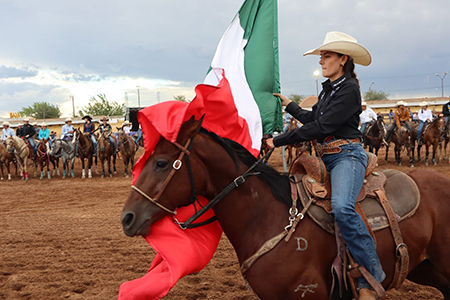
[108,156,112,177]
[88,156,93,179]
[39,160,45,180]
[62,160,67,178]
[432,142,437,165]
[385,145,389,161]
[81,156,86,179]
[113,153,117,174]
[124,157,129,178]
[0,163,4,180]
[425,143,430,165]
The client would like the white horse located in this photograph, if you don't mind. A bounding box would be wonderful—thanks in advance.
[5,136,30,180]
[49,139,76,178]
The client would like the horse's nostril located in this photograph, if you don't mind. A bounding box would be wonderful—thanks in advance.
[122,212,135,227]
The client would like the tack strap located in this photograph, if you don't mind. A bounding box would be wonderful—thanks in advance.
[374,189,409,290]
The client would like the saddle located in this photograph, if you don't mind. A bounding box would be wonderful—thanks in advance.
[291,153,420,295]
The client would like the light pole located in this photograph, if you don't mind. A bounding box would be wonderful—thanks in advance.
[368,81,375,91]
[313,70,320,96]
[124,92,128,107]
[436,72,449,97]
[70,95,75,117]
[136,86,141,108]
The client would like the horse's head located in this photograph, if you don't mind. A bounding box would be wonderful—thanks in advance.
[437,117,446,134]
[98,132,108,152]
[116,129,126,143]
[5,136,14,153]
[121,117,208,237]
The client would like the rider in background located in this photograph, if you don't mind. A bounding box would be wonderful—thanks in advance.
[416,101,433,145]
[98,116,116,153]
[1,122,15,142]
[16,123,23,137]
[32,122,40,139]
[122,120,139,150]
[21,118,37,156]
[82,115,97,153]
[37,122,51,149]
[385,101,411,142]
[443,98,450,125]
[359,101,377,134]
[61,118,74,140]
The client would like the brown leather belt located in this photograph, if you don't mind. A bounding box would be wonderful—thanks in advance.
[320,138,361,155]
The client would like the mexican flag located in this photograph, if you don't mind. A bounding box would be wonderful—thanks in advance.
[118,1,281,299]
[205,0,282,154]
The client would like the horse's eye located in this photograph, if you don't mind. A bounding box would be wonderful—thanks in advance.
[155,160,169,170]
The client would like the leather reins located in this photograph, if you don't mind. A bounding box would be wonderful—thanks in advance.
[130,135,274,229]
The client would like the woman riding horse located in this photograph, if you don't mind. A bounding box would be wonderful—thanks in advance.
[267,32,384,300]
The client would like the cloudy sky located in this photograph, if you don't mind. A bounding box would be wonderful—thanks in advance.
[0,0,449,118]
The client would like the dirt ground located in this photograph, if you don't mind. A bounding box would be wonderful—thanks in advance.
[0,145,448,299]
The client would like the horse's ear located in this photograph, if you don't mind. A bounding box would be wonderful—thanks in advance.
[182,115,204,137]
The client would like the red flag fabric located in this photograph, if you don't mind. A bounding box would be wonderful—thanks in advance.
[118,74,257,299]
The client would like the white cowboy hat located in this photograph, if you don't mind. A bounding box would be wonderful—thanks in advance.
[419,101,429,107]
[361,102,368,106]
[23,118,30,122]
[123,120,130,126]
[303,31,372,66]
[2,121,10,127]
[18,123,23,126]
[32,122,38,126]
[65,118,72,123]
[41,122,47,126]
[396,101,407,107]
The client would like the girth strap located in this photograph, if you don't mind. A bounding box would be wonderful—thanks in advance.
[374,189,409,289]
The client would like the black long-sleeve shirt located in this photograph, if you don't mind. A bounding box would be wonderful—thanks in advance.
[274,73,363,146]
[443,102,450,116]
[21,124,35,138]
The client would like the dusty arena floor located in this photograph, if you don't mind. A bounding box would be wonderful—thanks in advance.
[0,146,448,299]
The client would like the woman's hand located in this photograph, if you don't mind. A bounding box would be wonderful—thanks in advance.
[273,93,292,107]
[266,138,275,149]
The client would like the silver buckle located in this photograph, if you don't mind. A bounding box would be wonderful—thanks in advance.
[173,160,182,170]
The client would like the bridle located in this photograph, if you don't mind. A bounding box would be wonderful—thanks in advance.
[130,133,272,229]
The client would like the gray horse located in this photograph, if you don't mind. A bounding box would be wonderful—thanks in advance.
[49,139,76,178]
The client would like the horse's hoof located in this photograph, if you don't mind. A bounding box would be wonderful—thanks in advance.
[24,177,28,181]
[101,175,104,178]
[109,174,112,178]
[81,176,85,179]
[410,164,414,168]
[125,174,129,178]
[433,161,437,165]
[114,171,117,175]
[88,175,92,179]
[62,176,66,179]
[0,178,3,181]
[425,162,429,166]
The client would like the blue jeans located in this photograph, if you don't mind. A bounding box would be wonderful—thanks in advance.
[321,142,386,288]
[109,136,116,152]
[417,121,426,141]
[360,122,371,134]
[28,137,36,155]
[445,116,449,126]
[136,128,143,143]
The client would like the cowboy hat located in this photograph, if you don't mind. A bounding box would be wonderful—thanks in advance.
[23,118,30,122]
[396,101,407,107]
[82,115,92,121]
[419,101,429,107]
[18,123,23,126]
[361,101,368,106]
[303,31,372,66]
[65,118,72,123]
[41,122,47,127]
[2,121,10,127]
[122,120,130,126]
[101,116,109,121]
[32,122,38,126]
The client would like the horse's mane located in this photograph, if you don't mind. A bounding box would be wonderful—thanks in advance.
[199,128,292,207]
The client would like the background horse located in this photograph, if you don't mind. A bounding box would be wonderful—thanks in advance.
[35,138,52,179]
[122,118,450,299]
[285,118,301,165]
[117,129,136,178]
[0,143,15,180]
[440,121,450,162]
[386,125,413,166]
[50,139,75,178]
[364,115,386,156]
[413,117,446,165]
[73,128,97,179]
[97,132,117,178]
[5,136,29,180]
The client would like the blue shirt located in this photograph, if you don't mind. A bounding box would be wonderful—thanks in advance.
[61,124,74,138]
[1,127,15,140]
[38,128,50,140]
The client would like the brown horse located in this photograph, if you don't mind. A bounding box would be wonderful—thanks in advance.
[117,129,136,177]
[386,125,413,166]
[441,122,450,162]
[122,118,450,299]
[73,128,97,179]
[5,136,30,180]
[97,132,117,178]
[259,134,273,164]
[0,142,15,180]
[35,139,52,179]
[285,118,301,165]
[412,117,446,165]
[364,115,386,156]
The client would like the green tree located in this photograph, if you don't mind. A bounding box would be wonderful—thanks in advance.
[19,102,61,119]
[78,94,125,116]
[363,89,389,101]
[173,94,188,102]
[288,94,305,104]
